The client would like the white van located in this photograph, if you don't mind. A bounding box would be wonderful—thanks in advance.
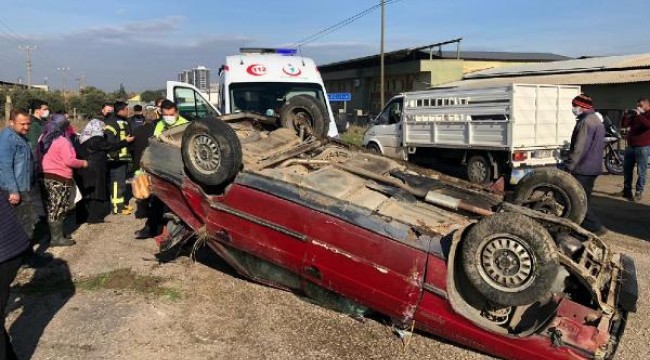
[167,48,339,138]
[363,84,580,184]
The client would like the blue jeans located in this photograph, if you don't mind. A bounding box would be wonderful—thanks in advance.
[623,146,649,194]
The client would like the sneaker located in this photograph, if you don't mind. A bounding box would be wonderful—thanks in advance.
[621,190,634,201]
[634,192,643,202]
[114,208,133,215]
[134,227,152,239]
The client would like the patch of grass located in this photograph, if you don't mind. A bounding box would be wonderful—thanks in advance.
[76,268,183,300]
[338,125,368,148]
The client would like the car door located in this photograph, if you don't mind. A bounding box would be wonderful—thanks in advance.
[166,81,221,121]
[372,97,404,158]
[301,212,428,323]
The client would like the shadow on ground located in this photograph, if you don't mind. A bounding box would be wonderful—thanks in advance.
[8,258,75,359]
[590,193,650,241]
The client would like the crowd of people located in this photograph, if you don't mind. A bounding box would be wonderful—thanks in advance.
[0,97,189,358]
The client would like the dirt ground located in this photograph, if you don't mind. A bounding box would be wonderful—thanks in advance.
[6,173,650,360]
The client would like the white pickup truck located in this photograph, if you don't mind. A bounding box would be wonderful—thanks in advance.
[165,48,340,138]
[363,84,580,184]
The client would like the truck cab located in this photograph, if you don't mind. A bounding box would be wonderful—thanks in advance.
[166,48,339,138]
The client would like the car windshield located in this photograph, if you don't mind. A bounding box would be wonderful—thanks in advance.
[230,82,326,115]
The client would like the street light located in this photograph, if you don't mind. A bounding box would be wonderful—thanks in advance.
[57,67,70,108]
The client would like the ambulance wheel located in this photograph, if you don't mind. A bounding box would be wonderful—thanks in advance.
[181,117,243,187]
[279,95,330,139]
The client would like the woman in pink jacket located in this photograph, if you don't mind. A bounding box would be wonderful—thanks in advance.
[39,114,88,246]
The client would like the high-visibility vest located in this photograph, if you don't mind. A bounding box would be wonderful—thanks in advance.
[154,116,189,137]
[105,120,132,161]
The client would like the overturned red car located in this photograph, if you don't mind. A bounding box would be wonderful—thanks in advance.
[139,97,637,360]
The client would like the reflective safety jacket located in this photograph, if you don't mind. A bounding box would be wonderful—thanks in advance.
[104,115,132,162]
[154,116,189,137]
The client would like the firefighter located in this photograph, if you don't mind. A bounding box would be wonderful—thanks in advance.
[104,101,133,215]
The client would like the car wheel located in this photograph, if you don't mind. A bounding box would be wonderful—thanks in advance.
[467,155,492,184]
[461,213,559,307]
[181,117,242,187]
[279,95,330,139]
[366,143,381,154]
[513,168,587,224]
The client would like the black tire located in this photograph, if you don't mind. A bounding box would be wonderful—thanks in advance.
[604,147,624,175]
[467,155,492,184]
[279,95,330,139]
[461,213,559,307]
[513,168,587,224]
[181,117,242,187]
[366,143,381,154]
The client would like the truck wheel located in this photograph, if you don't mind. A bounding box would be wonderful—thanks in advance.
[181,117,242,187]
[461,213,559,307]
[513,169,587,224]
[279,95,330,139]
[366,143,381,154]
[467,155,492,184]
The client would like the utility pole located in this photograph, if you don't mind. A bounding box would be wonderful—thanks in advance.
[380,0,385,109]
[18,45,37,87]
[75,73,85,92]
[57,67,70,107]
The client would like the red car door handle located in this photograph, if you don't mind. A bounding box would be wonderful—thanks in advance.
[304,265,321,280]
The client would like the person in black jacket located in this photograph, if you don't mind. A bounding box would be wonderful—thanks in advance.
[0,196,30,359]
[77,119,134,223]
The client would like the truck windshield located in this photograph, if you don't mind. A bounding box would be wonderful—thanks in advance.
[230,82,326,115]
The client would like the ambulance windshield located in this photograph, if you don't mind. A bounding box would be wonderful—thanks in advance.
[230,82,326,116]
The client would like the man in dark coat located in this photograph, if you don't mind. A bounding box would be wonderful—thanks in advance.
[565,94,607,236]
[0,196,30,359]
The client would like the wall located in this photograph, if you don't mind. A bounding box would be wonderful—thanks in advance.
[583,82,650,110]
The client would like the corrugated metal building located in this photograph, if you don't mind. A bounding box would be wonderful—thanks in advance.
[318,41,570,116]
[444,54,650,111]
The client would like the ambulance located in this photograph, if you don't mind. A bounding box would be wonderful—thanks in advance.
[166,48,339,137]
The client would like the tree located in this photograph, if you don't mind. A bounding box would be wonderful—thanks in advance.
[140,89,166,103]
[114,83,128,100]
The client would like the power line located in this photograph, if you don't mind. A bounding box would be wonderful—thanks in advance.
[290,0,403,47]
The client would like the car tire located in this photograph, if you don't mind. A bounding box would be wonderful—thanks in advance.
[513,168,587,224]
[181,117,243,187]
[366,143,381,154]
[467,155,492,184]
[461,212,559,307]
[279,95,330,139]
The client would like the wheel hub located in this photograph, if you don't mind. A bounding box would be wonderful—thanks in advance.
[525,186,569,217]
[478,235,535,292]
[191,134,221,174]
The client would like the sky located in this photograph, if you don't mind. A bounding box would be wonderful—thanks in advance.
[0,0,648,92]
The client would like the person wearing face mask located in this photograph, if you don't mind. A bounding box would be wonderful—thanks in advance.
[565,94,607,236]
[154,100,189,137]
[104,101,133,215]
[133,100,188,240]
[99,103,114,121]
[622,96,650,202]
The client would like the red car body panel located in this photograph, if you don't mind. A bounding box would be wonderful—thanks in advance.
[148,170,626,360]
